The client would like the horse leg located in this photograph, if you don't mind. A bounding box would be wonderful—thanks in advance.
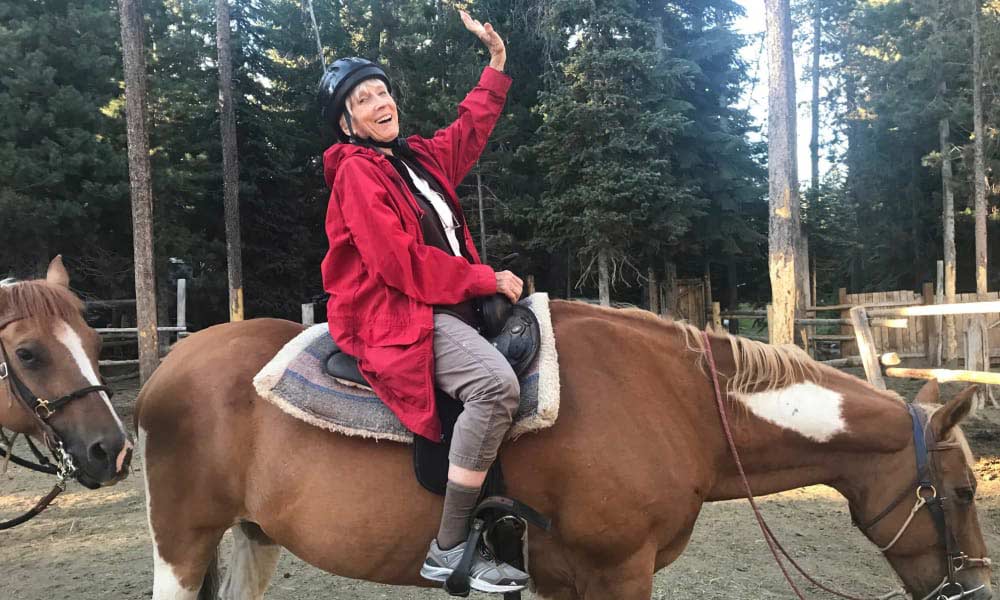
[575,547,656,600]
[147,510,226,600]
[218,522,281,600]
[140,427,234,600]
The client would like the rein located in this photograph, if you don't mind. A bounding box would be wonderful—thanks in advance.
[0,318,112,529]
[699,331,990,600]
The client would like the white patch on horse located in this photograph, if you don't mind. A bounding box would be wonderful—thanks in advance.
[53,319,128,437]
[219,524,281,599]
[0,278,19,288]
[141,427,200,600]
[737,382,846,443]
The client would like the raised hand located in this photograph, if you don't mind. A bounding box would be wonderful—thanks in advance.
[459,9,506,71]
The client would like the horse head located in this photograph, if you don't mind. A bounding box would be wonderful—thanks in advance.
[0,257,132,489]
[852,380,991,600]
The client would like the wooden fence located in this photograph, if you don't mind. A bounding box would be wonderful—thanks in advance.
[88,279,188,368]
[836,289,925,357]
[672,278,707,329]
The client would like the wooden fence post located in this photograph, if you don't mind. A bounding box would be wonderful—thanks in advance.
[922,281,936,365]
[176,279,187,331]
[711,302,722,331]
[767,303,775,344]
[838,287,855,356]
[934,260,944,366]
[850,306,886,389]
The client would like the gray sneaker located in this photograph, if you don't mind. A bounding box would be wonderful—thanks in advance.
[420,539,530,593]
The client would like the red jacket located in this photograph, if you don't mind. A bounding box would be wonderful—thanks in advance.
[322,67,511,441]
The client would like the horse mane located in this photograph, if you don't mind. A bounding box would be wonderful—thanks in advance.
[565,301,823,397]
[0,279,83,325]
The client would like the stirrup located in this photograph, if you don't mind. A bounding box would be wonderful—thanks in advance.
[443,496,551,597]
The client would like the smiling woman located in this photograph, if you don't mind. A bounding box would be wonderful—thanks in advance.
[341,79,398,143]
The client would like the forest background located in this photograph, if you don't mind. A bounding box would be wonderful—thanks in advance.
[2,0,996,329]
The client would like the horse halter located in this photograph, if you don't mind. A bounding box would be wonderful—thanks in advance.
[0,315,113,483]
[853,404,991,600]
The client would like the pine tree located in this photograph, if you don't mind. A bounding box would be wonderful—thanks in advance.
[527,0,702,304]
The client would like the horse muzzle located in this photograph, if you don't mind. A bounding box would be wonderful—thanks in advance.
[73,436,133,489]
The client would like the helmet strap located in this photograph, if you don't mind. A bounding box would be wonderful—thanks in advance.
[343,109,357,139]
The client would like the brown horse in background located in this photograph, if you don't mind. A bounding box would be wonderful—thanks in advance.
[137,300,992,599]
[0,257,132,492]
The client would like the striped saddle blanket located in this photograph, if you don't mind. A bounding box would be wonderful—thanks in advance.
[252,293,560,443]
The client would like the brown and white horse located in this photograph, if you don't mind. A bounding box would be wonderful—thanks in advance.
[0,257,132,492]
[136,301,992,600]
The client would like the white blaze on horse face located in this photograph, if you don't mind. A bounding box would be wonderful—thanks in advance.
[737,382,847,443]
[53,319,128,438]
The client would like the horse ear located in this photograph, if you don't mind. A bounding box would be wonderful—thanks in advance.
[46,256,70,288]
[932,385,977,437]
[913,379,941,405]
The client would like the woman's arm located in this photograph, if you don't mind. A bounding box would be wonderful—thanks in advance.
[408,10,511,188]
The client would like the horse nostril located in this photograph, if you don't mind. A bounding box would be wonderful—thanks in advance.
[88,440,110,465]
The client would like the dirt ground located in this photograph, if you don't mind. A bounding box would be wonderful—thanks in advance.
[0,374,998,600]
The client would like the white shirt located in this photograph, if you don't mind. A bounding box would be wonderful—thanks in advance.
[401,162,462,256]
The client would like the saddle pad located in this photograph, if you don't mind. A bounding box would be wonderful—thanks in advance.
[253,293,560,443]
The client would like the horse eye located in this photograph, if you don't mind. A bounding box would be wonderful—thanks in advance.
[955,487,976,504]
[15,348,36,365]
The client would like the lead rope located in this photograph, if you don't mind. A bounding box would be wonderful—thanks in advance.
[700,331,906,600]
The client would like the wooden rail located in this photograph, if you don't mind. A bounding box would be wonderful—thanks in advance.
[98,279,187,368]
[869,300,1000,318]
[885,367,1000,386]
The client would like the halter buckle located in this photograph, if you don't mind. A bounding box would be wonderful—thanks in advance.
[34,399,53,420]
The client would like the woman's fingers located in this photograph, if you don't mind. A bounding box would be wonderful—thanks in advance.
[495,271,523,303]
[460,9,503,50]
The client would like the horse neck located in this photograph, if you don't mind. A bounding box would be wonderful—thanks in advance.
[702,337,913,503]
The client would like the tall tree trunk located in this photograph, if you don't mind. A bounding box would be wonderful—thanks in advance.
[930,0,957,360]
[217,0,243,322]
[305,0,325,69]
[765,0,801,345]
[845,71,863,292]
[810,0,821,196]
[477,172,487,263]
[941,98,957,361]
[910,149,922,287]
[598,248,610,307]
[117,0,159,383]
[973,0,988,295]
[797,234,811,311]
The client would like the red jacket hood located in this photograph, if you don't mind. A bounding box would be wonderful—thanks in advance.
[323,142,380,188]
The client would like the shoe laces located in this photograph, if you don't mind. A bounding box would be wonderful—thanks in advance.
[478,543,495,563]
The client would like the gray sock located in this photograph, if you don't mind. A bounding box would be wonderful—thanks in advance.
[436,480,481,550]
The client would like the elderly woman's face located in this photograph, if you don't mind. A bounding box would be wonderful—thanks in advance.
[340,79,399,143]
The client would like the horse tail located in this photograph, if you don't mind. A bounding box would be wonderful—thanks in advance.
[197,548,221,600]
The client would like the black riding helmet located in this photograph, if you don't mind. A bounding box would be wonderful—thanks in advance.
[318,57,393,143]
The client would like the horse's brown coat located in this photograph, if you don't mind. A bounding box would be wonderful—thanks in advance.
[137,301,992,599]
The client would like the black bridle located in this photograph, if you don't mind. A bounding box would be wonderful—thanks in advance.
[0,318,113,529]
[853,403,991,600]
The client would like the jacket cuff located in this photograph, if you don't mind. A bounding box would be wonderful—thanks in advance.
[470,264,497,297]
[480,66,512,96]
